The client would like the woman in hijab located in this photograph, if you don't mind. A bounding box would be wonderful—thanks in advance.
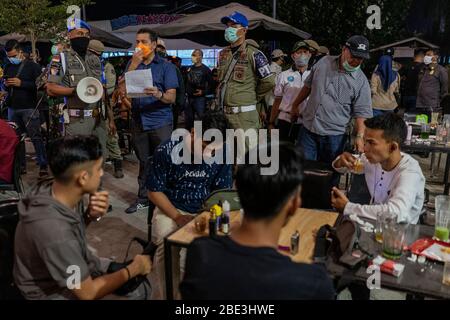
[371,55,401,117]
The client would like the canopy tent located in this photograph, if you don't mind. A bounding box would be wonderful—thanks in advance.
[370,37,439,59]
[152,2,311,46]
[88,19,222,51]
[0,26,131,49]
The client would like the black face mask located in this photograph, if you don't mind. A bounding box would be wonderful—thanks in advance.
[70,37,90,57]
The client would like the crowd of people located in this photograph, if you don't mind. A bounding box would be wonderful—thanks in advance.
[0,9,447,300]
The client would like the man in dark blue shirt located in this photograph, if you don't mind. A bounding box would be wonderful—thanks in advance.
[147,111,233,299]
[125,28,179,214]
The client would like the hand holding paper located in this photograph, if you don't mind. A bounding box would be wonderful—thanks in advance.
[125,69,154,98]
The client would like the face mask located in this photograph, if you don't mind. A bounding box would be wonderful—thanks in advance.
[424,56,433,65]
[8,57,22,65]
[70,36,90,57]
[294,54,311,67]
[135,43,152,57]
[343,60,361,73]
[224,27,240,44]
[51,45,59,55]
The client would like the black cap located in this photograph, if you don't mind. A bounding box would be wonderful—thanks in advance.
[345,35,370,59]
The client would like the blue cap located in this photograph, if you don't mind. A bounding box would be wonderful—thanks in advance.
[221,11,249,28]
[67,18,91,32]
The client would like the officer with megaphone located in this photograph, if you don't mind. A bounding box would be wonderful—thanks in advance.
[46,18,110,142]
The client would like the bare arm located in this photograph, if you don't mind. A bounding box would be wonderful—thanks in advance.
[71,255,150,300]
[290,86,311,121]
[149,191,193,226]
[269,96,282,125]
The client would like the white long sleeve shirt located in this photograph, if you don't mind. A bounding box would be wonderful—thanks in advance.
[332,153,425,224]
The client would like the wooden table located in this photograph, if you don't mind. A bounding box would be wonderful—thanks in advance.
[164,208,338,300]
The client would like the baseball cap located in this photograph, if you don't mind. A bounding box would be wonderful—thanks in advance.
[157,39,166,49]
[291,41,314,53]
[345,35,370,59]
[221,11,249,28]
[271,49,287,59]
[67,18,91,32]
[304,39,320,52]
[88,40,105,54]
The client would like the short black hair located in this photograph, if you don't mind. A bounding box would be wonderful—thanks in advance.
[48,135,103,182]
[199,111,231,138]
[136,28,158,42]
[426,48,439,56]
[5,39,21,53]
[364,113,407,145]
[236,143,304,220]
[414,49,424,57]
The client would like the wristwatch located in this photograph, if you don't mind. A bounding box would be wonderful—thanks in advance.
[356,133,364,139]
[157,91,163,100]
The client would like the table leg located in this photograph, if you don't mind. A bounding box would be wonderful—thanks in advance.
[444,153,450,195]
[164,238,173,300]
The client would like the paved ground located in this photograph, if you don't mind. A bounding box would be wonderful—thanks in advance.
[1,139,446,300]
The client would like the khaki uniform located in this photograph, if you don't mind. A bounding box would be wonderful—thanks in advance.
[217,39,274,151]
[47,49,106,155]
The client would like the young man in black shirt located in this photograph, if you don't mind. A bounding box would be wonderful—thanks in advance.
[180,143,335,300]
[185,49,213,130]
[3,40,48,176]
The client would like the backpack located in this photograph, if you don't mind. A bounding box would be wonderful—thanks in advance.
[314,216,371,269]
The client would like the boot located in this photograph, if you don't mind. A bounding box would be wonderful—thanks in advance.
[113,159,124,179]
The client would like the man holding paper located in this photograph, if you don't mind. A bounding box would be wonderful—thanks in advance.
[124,28,179,214]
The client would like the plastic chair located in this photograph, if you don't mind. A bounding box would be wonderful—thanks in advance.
[0,139,24,196]
[0,199,23,300]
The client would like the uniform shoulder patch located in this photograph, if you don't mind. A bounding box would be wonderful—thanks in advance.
[253,50,271,79]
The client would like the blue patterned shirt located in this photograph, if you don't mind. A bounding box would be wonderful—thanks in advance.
[146,139,233,213]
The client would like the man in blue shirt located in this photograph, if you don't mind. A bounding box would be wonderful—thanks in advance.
[125,28,179,214]
[147,111,233,299]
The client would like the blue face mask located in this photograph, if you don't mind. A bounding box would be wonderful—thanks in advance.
[8,57,22,65]
[224,27,240,44]
[343,60,360,73]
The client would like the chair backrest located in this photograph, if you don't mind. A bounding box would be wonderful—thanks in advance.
[11,140,24,194]
[0,199,23,299]
[202,189,241,213]
[347,174,371,205]
[301,160,334,210]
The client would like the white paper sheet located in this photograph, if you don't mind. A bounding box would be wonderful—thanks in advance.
[125,69,154,98]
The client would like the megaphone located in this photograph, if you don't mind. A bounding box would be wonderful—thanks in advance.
[76,77,103,104]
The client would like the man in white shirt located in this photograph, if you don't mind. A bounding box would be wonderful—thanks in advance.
[268,41,313,143]
[331,113,425,224]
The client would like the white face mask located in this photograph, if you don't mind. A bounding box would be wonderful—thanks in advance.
[424,55,433,65]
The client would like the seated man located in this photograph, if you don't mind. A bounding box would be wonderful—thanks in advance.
[331,113,425,224]
[180,143,335,300]
[0,119,19,184]
[13,135,151,300]
[148,111,233,299]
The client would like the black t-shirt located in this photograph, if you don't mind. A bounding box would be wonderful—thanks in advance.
[400,62,424,97]
[180,236,335,300]
[186,64,213,97]
[4,60,42,109]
